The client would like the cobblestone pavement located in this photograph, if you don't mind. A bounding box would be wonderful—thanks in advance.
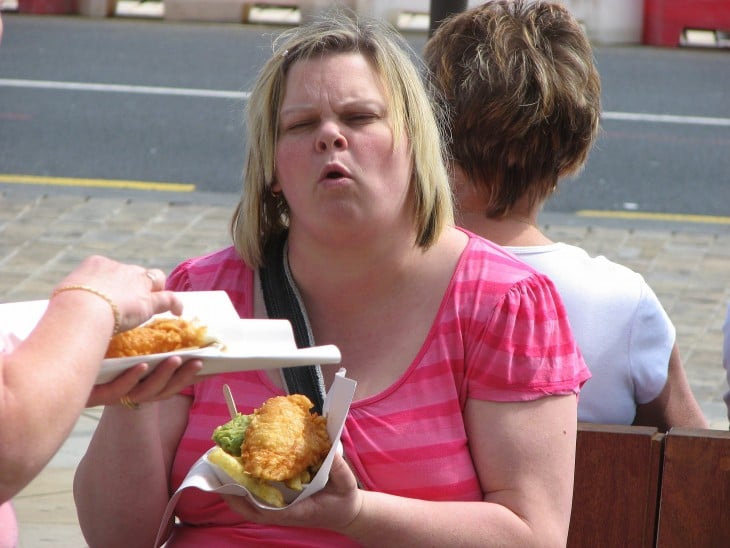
[3,186,730,547]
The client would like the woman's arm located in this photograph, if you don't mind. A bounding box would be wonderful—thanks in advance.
[344,396,576,547]
[222,395,578,547]
[74,394,191,548]
[633,343,708,430]
[0,255,184,502]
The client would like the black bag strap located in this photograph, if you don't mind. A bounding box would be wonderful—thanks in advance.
[259,230,326,415]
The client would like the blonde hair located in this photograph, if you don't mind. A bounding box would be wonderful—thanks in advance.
[231,12,453,267]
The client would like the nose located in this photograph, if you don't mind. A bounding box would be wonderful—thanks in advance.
[315,122,347,152]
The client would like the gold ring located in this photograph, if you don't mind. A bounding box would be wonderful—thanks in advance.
[145,270,157,284]
[120,395,140,410]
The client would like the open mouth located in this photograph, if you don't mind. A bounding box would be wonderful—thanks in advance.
[319,162,351,183]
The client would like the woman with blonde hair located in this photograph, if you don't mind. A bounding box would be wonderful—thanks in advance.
[75,13,589,546]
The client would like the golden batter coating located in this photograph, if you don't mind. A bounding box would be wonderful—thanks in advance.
[242,394,331,482]
[105,317,211,358]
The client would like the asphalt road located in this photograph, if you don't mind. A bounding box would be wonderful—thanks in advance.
[1,14,729,215]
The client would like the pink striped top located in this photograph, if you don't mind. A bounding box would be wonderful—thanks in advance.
[164,231,589,546]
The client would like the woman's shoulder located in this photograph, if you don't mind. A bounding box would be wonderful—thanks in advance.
[449,230,569,320]
[512,241,645,285]
[512,242,664,323]
[457,229,548,285]
[167,246,254,292]
[172,246,245,273]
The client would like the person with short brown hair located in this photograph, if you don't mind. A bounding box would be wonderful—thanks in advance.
[424,0,707,429]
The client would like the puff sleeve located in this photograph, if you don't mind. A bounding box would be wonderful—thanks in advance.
[466,272,590,402]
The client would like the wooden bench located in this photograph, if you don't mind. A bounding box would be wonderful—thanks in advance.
[569,423,730,547]
[656,427,730,547]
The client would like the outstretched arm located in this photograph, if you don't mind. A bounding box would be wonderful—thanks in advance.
[0,255,183,501]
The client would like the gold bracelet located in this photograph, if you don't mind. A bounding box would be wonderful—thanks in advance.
[51,285,121,335]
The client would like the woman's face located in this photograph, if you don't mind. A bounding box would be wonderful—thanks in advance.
[274,52,414,245]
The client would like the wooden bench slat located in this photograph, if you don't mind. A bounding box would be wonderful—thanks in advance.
[656,427,730,547]
[568,423,664,548]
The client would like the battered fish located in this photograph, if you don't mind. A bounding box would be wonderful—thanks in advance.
[105,317,213,358]
[242,394,331,483]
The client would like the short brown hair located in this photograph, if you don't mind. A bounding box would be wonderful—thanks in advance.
[423,0,601,217]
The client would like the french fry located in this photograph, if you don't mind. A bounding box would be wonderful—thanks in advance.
[284,469,311,491]
[207,447,285,508]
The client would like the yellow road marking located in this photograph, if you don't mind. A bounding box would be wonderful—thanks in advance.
[0,174,195,192]
[1,177,726,224]
[577,209,730,225]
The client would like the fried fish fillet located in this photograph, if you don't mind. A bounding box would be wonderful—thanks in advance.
[242,394,331,483]
[105,317,213,358]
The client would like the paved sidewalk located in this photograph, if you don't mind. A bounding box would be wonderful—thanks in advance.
[3,185,730,547]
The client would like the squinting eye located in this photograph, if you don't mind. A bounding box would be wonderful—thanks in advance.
[349,114,377,123]
[288,123,307,130]
[285,120,314,131]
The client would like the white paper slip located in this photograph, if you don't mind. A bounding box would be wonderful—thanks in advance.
[98,317,341,384]
[0,291,341,384]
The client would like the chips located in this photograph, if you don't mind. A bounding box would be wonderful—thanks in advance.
[207,447,286,508]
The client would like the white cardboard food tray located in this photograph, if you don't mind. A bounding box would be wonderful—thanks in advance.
[0,291,341,384]
[153,368,357,547]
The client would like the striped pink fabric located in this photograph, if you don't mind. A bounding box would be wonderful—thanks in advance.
[164,231,589,546]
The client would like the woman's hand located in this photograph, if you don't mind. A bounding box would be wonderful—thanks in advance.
[86,356,203,408]
[220,452,363,531]
[55,255,183,334]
